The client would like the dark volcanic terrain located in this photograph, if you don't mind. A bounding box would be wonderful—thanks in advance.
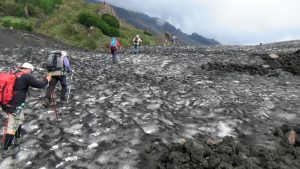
[0,29,300,169]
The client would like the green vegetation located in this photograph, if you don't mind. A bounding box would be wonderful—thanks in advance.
[0,1,27,17]
[143,31,152,36]
[0,16,35,31]
[27,0,62,14]
[3,19,33,31]
[101,14,120,29]
[78,12,120,37]
[0,0,157,50]
[0,0,62,17]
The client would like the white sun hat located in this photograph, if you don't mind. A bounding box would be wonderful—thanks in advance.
[20,62,34,71]
[61,50,67,57]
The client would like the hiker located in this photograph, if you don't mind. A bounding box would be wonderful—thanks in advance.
[1,63,51,157]
[109,37,121,64]
[171,35,176,45]
[133,34,142,54]
[258,43,263,50]
[42,50,73,108]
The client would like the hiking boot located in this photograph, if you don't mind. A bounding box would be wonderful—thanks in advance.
[1,147,19,158]
[42,98,51,108]
[60,97,66,103]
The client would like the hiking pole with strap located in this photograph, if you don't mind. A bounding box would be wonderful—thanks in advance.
[50,86,59,127]
[67,72,73,104]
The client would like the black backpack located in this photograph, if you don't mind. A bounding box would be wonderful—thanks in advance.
[46,51,65,71]
[134,38,139,43]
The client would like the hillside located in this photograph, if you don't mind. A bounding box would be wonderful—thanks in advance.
[0,0,156,50]
[1,28,300,168]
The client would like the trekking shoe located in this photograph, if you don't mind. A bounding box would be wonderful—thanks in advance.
[60,97,66,103]
[42,98,51,108]
[1,147,19,158]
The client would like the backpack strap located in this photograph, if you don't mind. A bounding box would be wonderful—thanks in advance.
[14,71,25,78]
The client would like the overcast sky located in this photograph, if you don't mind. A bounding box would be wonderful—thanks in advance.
[102,0,300,45]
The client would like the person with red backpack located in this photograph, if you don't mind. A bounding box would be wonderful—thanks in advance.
[0,63,51,158]
[109,37,121,64]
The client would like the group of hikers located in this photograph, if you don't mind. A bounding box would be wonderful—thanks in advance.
[109,34,142,64]
[0,50,73,158]
[0,34,143,158]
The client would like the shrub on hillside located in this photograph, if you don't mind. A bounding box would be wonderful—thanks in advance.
[143,31,152,36]
[78,12,120,37]
[27,4,40,16]
[101,14,120,29]
[107,27,120,37]
[1,3,26,17]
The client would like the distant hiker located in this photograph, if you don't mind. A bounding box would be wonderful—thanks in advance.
[0,63,51,157]
[171,35,176,45]
[258,43,263,50]
[163,39,167,46]
[133,34,142,54]
[42,50,73,108]
[110,37,121,64]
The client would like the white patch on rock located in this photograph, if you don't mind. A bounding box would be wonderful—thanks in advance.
[65,156,78,162]
[88,143,99,149]
[147,103,160,110]
[30,125,38,130]
[270,54,279,59]
[56,162,64,168]
[142,125,159,134]
[50,145,59,151]
[217,122,233,138]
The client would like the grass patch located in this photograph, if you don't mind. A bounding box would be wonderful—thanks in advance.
[0,16,36,31]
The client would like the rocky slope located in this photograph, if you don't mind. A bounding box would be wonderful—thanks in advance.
[0,29,300,168]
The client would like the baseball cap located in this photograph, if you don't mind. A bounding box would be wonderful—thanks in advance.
[20,62,34,71]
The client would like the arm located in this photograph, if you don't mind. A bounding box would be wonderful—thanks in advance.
[25,74,48,89]
[64,56,72,73]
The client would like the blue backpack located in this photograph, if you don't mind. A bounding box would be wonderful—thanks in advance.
[111,38,117,47]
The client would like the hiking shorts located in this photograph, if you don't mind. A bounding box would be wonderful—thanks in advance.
[7,109,24,134]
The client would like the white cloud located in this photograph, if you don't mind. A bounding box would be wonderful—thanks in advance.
[103,0,300,44]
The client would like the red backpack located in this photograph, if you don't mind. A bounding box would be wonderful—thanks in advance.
[0,72,24,106]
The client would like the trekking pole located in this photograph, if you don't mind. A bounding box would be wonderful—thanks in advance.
[1,119,8,144]
[50,86,59,127]
[67,72,73,104]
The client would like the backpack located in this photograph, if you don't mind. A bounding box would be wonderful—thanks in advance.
[0,72,24,106]
[134,38,139,44]
[46,51,65,71]
[111,39,117,47]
